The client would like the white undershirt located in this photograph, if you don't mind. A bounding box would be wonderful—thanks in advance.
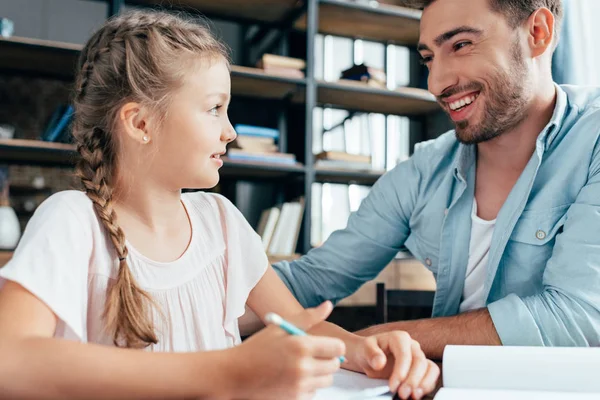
[459,199,496,313]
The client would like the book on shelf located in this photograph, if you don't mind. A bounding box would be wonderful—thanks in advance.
[40,104,74,143]
[257,54,306,71]
[232,136,278,153]
[261,66,305,79]
[434,345,600,400]
[314,159,380,172]
[256,54,306,79]
[256,198,305,257]
[226,150,297,165]
[234,124,279,139]
[315,150,371,164]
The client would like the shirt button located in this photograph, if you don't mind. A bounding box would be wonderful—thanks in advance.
[535,230,547,240]
[444,208,449,216]
[425,257,432,266]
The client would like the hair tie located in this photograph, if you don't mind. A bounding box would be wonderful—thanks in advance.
[118,256,126,261]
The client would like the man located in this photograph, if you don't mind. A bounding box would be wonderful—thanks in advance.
[272,0,600,359]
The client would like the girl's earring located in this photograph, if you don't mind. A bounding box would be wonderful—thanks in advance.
[142,135,149,143]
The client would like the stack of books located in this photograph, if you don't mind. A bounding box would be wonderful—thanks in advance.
[314,151,377,171]
[227,124,298,165]
[340,63,387,89]
[256,198,304,257]
[256,54,306,79]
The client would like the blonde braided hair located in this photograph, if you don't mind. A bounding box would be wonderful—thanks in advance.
[72,9,229,348]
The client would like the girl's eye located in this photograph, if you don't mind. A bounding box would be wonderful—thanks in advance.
[210,106,220,116]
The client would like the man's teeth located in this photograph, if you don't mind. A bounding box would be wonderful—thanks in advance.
[212,154,221,159]
[449,94,478,111]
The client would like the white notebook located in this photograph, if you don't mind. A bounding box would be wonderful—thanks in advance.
[313,369,391,400]
[435,345,600,399]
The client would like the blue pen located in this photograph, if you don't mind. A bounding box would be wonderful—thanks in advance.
[264,312,346,363]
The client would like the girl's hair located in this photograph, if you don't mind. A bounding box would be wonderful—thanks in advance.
[72,9,229,348]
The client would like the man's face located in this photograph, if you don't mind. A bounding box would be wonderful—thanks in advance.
[418,0,532,144]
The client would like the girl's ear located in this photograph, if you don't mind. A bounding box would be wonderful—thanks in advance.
[119,102,153,144]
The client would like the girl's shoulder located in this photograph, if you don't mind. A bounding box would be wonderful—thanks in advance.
[34,190,97,224]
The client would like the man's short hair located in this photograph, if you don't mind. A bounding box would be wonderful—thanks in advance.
[403,0,563,37]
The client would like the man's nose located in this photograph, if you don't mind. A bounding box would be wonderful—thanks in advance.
[427,60,459,98]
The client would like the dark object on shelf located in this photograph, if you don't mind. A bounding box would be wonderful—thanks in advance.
[341,63,387,88]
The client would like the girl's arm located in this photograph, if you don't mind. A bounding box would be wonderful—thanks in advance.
[246,266,440,400]
[0,280,344,400]
[0,281,233,400]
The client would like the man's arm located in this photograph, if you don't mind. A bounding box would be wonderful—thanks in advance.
[357,308,501,360]
[273,157,422,308]
[360,132,600,358]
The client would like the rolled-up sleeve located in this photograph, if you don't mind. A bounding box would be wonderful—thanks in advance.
[489,144,600,347]
[273,156,422,308]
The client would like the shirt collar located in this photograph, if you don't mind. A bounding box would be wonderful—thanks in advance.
[541,83,569,149]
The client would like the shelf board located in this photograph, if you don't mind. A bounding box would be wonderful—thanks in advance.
[221,156,306,179]
[125,0,301,23]
[0,139,78,167]
[0,139,307,179]
[295,0,422,45]
[304,80,439,116]
[314,166,383,185]
[0,37,304,100]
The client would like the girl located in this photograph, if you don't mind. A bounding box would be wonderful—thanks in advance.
[0,10,439,400]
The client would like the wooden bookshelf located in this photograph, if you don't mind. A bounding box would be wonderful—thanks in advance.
[315,166,383,185]
[125,0,301,23]
[300,80,439,116]
[0,139,306,179]
[0,36,81,80]
[295,0,422,45]
[0,37,304,100]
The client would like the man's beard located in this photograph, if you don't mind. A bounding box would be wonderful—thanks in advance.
[439,42,530,145]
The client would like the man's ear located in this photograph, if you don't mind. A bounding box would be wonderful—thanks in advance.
[119,102,152,144]
[527,7,555,58]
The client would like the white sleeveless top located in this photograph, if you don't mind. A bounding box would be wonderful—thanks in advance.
[0,190,268,352]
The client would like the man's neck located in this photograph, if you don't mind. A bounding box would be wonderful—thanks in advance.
[477,84,557,172]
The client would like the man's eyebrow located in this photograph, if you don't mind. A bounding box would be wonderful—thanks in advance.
[417,26,483,52]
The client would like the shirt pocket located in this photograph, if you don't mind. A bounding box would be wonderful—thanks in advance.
[503,205,569,288]
[406,232,440,275]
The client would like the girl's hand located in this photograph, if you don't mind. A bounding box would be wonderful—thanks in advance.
[349,331,439,400]
[230,301,345,400]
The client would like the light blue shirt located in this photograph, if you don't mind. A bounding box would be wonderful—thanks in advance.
[274,84,600,347]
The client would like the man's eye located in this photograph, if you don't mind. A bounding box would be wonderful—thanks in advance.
[454,41,471,51]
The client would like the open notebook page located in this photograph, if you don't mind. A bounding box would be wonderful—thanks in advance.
[434,345,600,399]
[434,388,600,400]
[314,369,392,400]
